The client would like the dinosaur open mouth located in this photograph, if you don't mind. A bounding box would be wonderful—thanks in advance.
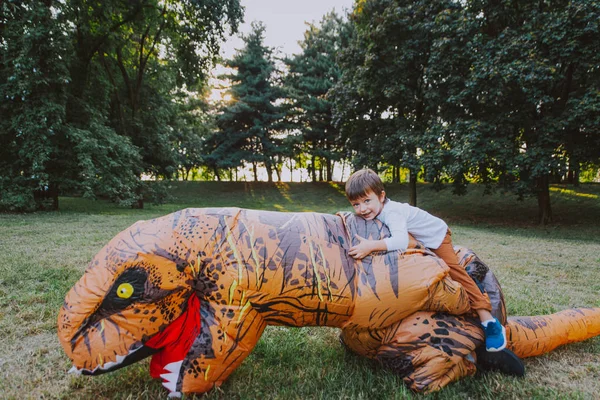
[68,343,158,376]
[67,294,201,397]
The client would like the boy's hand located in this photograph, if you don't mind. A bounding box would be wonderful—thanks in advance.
[349,235,375,260]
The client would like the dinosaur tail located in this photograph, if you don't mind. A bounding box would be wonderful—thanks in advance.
[506,307,600,358]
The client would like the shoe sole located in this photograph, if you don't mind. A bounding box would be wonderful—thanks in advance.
[475,347,525,377]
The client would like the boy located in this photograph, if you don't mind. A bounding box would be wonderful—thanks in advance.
[345,168,506,352]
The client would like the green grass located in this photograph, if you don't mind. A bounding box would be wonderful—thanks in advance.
[1,182,599,399]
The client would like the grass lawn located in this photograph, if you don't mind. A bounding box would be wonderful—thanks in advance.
[1,182,599,399]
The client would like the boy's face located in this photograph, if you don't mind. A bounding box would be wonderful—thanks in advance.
[350,190,386,220]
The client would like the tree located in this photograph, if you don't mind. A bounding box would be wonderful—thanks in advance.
[1,0,70,210]
[332,16,389,173]
[171,93,215,181]
[336,0,600,222]
[94,0,243,178]
[209,22,284,182]
[0,0,243,210]
[284,12,346,182]
[334,0,458,205]
[448,0,600,223]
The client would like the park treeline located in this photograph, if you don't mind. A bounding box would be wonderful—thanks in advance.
[1,1,599,223]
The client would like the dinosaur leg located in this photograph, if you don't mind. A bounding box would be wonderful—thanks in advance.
[507,307,600,358]
[377,311,483,393]
[176,299,267,394]
[339,324,386,359]
[423,276,472,316]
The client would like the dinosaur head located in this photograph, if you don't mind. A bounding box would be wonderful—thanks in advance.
[57,212,202,392]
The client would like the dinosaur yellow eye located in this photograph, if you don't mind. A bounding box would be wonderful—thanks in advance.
[117,283,134,299]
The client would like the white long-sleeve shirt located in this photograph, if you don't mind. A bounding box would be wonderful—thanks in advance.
[376,199,448,251]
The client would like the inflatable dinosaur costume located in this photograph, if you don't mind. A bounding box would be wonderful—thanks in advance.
[58,208,600,396]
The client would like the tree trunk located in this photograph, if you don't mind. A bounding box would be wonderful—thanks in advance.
[566,170,574,184]
[318,161,324,182]
[536,175,552,225]
[252,162,258,182]
[392,165,398,183]
[265,161,273,183]
[310,155,316,182]
[568,158,580,186]
[49,182,59,211]
[213,167,221,181]
[66,5,144,125]
[409,170,417,206]
[99,53,126,132]
[326,158,333,182]
[131,185,144,209]
[66,58,91,126]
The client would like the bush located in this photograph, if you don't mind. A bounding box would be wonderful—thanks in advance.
[0,178,37,212]
[141,180,173,206]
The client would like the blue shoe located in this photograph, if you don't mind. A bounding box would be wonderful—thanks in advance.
[483,318,507,352]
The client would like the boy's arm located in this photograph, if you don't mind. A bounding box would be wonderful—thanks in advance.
[348,209,410,259]
[382,211,409,251]
[349,235,388,259]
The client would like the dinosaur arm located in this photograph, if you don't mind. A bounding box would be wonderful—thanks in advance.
[379,311,481,393]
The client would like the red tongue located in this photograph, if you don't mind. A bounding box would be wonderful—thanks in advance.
[145,294,202,379]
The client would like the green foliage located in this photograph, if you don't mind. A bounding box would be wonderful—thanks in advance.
[333,0,600,218]
[579,164,600,183]
[64,123,142,206]
[331,17,387,170]
[207,22,284,182]
[333,0,461,203]
[283,12,346,181]
[0,0,243,211]
[2,0,599,222]
[0,0,69,211]
[0,177,36,212]
[140,180,173,206]
[171,93,216,180]
[66,0,243,180]
[447,0,600,222]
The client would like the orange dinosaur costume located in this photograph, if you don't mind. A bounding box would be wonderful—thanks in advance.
[57,208,600,396]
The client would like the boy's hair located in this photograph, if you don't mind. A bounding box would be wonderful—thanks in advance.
[345,169,385,201]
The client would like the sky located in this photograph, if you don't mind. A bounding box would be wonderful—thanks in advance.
[209,0,355,102]
[220,0,355,59]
